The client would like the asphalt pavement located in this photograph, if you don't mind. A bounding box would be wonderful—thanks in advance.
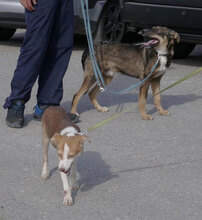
[0,30,202,220]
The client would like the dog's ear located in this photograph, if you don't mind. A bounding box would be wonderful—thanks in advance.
[169,31,180,43]
[79,135,91,144]
[51,133,63,147]
[69,135,91,156]
[78,135,91,154]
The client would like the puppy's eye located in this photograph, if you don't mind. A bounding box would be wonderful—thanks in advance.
[58,153,63,159]
[68,154,74,159]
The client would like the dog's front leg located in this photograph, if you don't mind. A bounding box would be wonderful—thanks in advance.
[71,75,95,115]
[69,161,79,191]
[89,75,113,112]
[41,137,50,179]
[89,84,109,112]
[138,81,153,120]
[151,78,170,116]
[60,171,73,206]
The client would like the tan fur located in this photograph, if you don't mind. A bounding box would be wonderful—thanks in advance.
[71,26,179,120]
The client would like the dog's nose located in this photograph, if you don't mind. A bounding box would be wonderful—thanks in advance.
[59,167,66,172]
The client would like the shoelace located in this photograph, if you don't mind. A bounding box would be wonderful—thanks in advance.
[12,104,25,115]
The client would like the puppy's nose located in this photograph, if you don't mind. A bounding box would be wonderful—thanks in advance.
[59,167,65,172]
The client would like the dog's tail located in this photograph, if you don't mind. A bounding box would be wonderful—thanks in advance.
[81,48,89,71]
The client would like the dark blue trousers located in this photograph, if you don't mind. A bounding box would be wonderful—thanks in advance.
[4,0,74,109]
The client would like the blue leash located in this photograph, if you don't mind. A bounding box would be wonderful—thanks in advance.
[80,0,160,94]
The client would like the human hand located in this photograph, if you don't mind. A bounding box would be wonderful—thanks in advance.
[20,0,37,11]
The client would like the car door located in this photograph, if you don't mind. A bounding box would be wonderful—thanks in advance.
[123,0,202,34]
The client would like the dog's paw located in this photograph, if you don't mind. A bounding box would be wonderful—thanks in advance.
[63,196,73,206]
[75,112,80,117]
[141,114,154,120]
[41,171,50,180]
[158,109,170,116]
[97,106,109,112]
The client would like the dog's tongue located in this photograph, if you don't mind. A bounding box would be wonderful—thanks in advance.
[144,39,159,47]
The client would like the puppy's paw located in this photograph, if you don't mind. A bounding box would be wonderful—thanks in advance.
[158,109,170,116]
[41,171,50,180]
[63,196,73,206]
[141,114,153,120]
[97,106,109,112]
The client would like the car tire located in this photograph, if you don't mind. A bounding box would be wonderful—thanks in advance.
[0,27,16,41]
[174,42,196,59]
[94,1,125,43]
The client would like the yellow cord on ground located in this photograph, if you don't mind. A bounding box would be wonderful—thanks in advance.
[88,67,202,133]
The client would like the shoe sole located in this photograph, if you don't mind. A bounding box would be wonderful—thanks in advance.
[6,120,23,128]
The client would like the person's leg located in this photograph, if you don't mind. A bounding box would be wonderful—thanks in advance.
[4,0,59,128]
[3,0,59,109]
[36,0,74,106]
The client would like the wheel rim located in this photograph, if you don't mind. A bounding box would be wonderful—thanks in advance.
[103,3,125,42]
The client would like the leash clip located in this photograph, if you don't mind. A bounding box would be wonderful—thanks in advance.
[96,81,105,92]
[99,87,105,92]
[77,131,87,136]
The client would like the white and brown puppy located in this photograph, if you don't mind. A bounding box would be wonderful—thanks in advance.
[41,106,90,206]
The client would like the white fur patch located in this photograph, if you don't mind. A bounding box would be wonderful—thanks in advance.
[154,55,167,78]
[60,126,78,137]
[63,143,69,159]
[106,71,115,77]
[58,144,74,172]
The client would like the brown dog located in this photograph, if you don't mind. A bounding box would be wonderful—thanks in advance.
[71,26,180,120]
[41,106,90,206]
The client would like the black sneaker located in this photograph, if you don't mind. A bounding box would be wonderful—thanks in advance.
[6,100,25,128]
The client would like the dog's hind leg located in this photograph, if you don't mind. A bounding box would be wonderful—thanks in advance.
[89,75,113,112]
[71,75,95,114]
[41,135,50,179]
[151,77,170,116]
[138,81,153,120]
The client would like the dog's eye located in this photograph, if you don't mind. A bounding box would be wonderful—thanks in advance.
[58,153,63,159]
[68,154,74,159]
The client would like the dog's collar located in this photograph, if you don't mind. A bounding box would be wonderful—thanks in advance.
[76,131,87,136]
[134,43,168,56]
[158,53,168,56]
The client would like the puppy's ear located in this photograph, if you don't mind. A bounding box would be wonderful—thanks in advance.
[79,135,91,143]
[169,31,180,43]
[51,133,63,147]
[78,135,91,154]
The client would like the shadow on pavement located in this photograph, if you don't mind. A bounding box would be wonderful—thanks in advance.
[76,151,119,192]
[21,93,202,127]
[46,151,119,202]
[62,93,202,116]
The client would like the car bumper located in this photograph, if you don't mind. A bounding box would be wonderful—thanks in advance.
[0,2,25,28]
